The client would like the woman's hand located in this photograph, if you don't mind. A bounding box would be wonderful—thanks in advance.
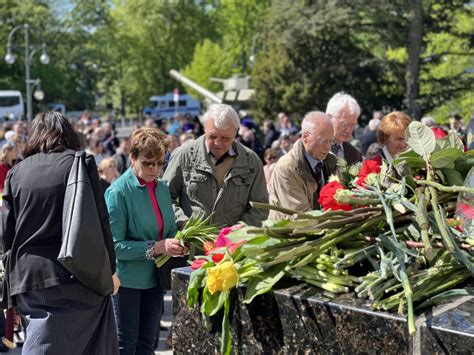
[112,273,120,295]
[154,239,189,257]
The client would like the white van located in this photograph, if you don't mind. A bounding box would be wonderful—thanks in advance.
[0,90,24,121]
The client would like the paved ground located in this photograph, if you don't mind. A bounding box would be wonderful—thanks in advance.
[9,291,174,354]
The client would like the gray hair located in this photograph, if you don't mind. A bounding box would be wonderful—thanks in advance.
[301,111,331,133]
[203,104,240,130]
[326,92,361,118]
[368,118,381,131]
[421,116,436,127]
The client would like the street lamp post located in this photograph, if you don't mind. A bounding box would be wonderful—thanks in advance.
[5,24,50,122]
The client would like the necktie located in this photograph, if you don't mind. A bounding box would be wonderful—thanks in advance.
[331,144,341,155]
[314,161,324,191]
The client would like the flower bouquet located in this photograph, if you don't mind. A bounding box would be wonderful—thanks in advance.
[154,212,219,268]
[186,122,473,352]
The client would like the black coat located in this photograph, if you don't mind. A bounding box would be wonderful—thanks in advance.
[1,150,115,301]
[342,142,363,165]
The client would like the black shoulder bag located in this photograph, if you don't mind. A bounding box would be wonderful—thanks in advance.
[58,151,114,296]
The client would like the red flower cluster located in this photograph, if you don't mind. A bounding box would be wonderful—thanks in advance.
[318,181,352,211]
[191,225,246,270]
[458,203,474,219]
[356,159,381,186]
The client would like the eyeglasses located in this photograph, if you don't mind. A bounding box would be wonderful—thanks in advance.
[205,134,235,144]
[138,159,165,168]
[338,121,357,130]
[307,131,333,146]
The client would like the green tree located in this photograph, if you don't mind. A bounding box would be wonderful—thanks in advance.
[182,39,234,96]
[92,0,218,115]
[251,0,395,121]
[179,0,270,100]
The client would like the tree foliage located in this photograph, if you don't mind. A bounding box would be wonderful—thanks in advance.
[0,0,470,121]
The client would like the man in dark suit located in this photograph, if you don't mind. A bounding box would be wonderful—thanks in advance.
[326,92,363,164]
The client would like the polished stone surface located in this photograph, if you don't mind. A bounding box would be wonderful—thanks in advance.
[172,267,473,354]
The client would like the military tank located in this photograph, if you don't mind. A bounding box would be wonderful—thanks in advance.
[169,69,254,113]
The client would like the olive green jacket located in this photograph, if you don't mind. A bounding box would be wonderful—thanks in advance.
[162,135,268,227]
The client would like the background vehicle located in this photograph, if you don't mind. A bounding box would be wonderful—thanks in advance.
[47,103,66,116]
[0,90,24,121]
[143,92,200,119]
[169,69,254,114]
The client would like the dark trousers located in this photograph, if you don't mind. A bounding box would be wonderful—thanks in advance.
[112,286,163,355]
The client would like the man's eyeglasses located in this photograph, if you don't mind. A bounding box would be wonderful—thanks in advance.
[205,134,235,144]
[338,121,357,130]
[307,131,333,146]
[138,159,165,168]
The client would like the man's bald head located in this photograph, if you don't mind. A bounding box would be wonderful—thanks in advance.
[301,111,334,160]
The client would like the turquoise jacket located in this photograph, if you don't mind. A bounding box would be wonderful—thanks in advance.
[105,168,178,289]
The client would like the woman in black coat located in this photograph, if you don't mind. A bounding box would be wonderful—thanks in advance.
[1,112,119,354]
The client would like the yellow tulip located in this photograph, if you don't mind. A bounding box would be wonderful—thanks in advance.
[206,261,238,294]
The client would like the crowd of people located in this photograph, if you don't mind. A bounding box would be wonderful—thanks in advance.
[0,94,472,354]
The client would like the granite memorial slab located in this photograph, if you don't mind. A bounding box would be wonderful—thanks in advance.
[172,267,473,354]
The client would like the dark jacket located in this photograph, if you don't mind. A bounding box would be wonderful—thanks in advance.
[1,150,115,301]
[342,142,363,165]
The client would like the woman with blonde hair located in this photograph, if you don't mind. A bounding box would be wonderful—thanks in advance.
[373,111,412,165]
[98,157,119,193]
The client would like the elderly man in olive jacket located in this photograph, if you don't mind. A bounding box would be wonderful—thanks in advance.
[163,104,268,227]
[269,111,338,220]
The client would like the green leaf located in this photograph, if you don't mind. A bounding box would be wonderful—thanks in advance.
[187,268,207,307]
[455,155,474,176]
[240,237,280,257]
[440,168,465,186]
[431,148,463,169]
[201,288,229,317]
[434,131,465,152]
[393,149,425,169]
[242,264,286,304]
[225,226,253,243]
[221,296,232,355]
[405,122,436,158]
[415,288,474,311]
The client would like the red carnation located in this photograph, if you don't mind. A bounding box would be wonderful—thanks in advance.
[318,181,352,211]
[458,203,474,219]
[432,127,447,140]
[356,159,381,186]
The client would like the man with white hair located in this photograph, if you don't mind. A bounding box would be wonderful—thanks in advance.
[163,103,268,227]
[269,111,338,220]
[326,92,363,164]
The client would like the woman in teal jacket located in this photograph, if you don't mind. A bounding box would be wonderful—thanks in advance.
[105,128,186,355]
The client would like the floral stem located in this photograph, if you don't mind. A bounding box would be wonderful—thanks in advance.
[416,180,474,194]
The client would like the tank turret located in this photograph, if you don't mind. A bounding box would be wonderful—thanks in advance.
[169,69,254,112]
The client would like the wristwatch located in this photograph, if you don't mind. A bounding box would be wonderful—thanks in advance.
[145,241,155,260]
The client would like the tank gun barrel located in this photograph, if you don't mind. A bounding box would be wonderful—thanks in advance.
[169,69,222,104]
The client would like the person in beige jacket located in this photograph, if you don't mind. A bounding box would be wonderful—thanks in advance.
[269,112,338,220]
